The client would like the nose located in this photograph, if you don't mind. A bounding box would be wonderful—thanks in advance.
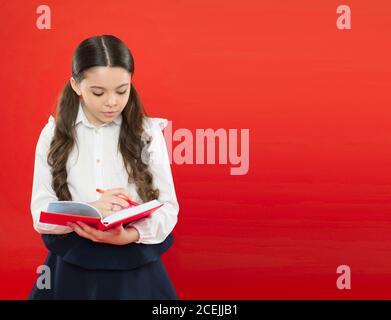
[105,94,118,108]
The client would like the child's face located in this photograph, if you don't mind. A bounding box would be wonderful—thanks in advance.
[70,66,131,126]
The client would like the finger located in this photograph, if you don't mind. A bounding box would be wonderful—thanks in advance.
[111,224,123,235]
[67,222,76,229]
[70,222,97,241]
[109,225,122,235]
[108,188,132,199]
[110,196,130,208]
[76,221,102,239]
[101,202,117,215]
[112,204,123,212]
[116,194,131,201]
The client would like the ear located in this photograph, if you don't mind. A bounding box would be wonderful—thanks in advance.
[70,77,81,96]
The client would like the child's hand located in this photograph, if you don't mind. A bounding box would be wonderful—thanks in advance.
[89,188,132,217]
[67,221,140,245]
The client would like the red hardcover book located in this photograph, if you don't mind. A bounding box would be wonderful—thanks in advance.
[39,199,164,231]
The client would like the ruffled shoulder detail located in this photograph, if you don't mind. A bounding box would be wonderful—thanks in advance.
[47,115,55,127]
[143,117,168,132]
[151,117,168,130]
[38,115,56,147]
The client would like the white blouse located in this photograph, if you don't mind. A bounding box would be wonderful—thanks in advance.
[30,102,179,244]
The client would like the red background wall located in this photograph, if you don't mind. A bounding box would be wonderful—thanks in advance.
[0,0,391,299]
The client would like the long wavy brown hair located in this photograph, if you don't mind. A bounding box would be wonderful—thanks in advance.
[47,35,159,203]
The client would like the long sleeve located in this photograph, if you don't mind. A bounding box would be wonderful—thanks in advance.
[128,118,179,244]
[30,116,73,235]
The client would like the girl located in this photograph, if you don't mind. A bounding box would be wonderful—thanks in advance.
[28,35,179,299]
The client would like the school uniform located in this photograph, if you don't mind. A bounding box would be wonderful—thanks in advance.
[28,102,179,299]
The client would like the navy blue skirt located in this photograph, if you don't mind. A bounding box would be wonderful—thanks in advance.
[28,232,178,300]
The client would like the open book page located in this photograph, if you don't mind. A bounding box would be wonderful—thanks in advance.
[101,200,163,226]
[47,201,102,218]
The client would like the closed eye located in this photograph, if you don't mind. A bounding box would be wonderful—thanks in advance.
[92,91,127,97]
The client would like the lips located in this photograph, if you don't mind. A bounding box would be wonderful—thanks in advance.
[102,112,116,117]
